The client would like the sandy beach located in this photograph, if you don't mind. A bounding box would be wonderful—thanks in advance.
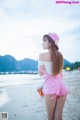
[0,71,80,120]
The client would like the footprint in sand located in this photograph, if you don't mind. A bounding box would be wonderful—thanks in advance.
[23,105,28,107]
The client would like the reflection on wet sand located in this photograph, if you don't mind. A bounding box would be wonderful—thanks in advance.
[0,89,9,107]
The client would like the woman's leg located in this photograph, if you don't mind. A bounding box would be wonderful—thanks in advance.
[54,95,67,120]
[44,94,57,120]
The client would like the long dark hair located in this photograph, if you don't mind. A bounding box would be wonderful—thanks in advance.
[43,35,64,76]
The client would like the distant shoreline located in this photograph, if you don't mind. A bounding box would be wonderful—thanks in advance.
[0,72,38,75]
[0,69,80,75]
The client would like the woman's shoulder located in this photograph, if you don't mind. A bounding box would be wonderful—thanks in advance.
[39,52,51,61]
[39,52,47,58]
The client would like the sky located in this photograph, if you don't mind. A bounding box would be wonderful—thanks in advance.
[0,0,80,63]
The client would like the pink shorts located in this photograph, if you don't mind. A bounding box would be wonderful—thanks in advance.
[42,72,69,98]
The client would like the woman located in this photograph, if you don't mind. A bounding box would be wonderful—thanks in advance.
[38,33,69,120]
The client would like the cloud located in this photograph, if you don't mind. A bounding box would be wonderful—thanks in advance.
[0,0,80,62]
[59,26,80,62]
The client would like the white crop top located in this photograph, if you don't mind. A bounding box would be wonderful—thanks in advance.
[38,60,53,74]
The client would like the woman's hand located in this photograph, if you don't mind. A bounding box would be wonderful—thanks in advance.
[38,65,45,76]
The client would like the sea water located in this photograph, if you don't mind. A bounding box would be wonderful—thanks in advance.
[0,71,79,88]
[0,74,44,107]
[0,74,44,88]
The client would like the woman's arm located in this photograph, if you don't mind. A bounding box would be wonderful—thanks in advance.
[38,65,45,76]
[38,53,45,76]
